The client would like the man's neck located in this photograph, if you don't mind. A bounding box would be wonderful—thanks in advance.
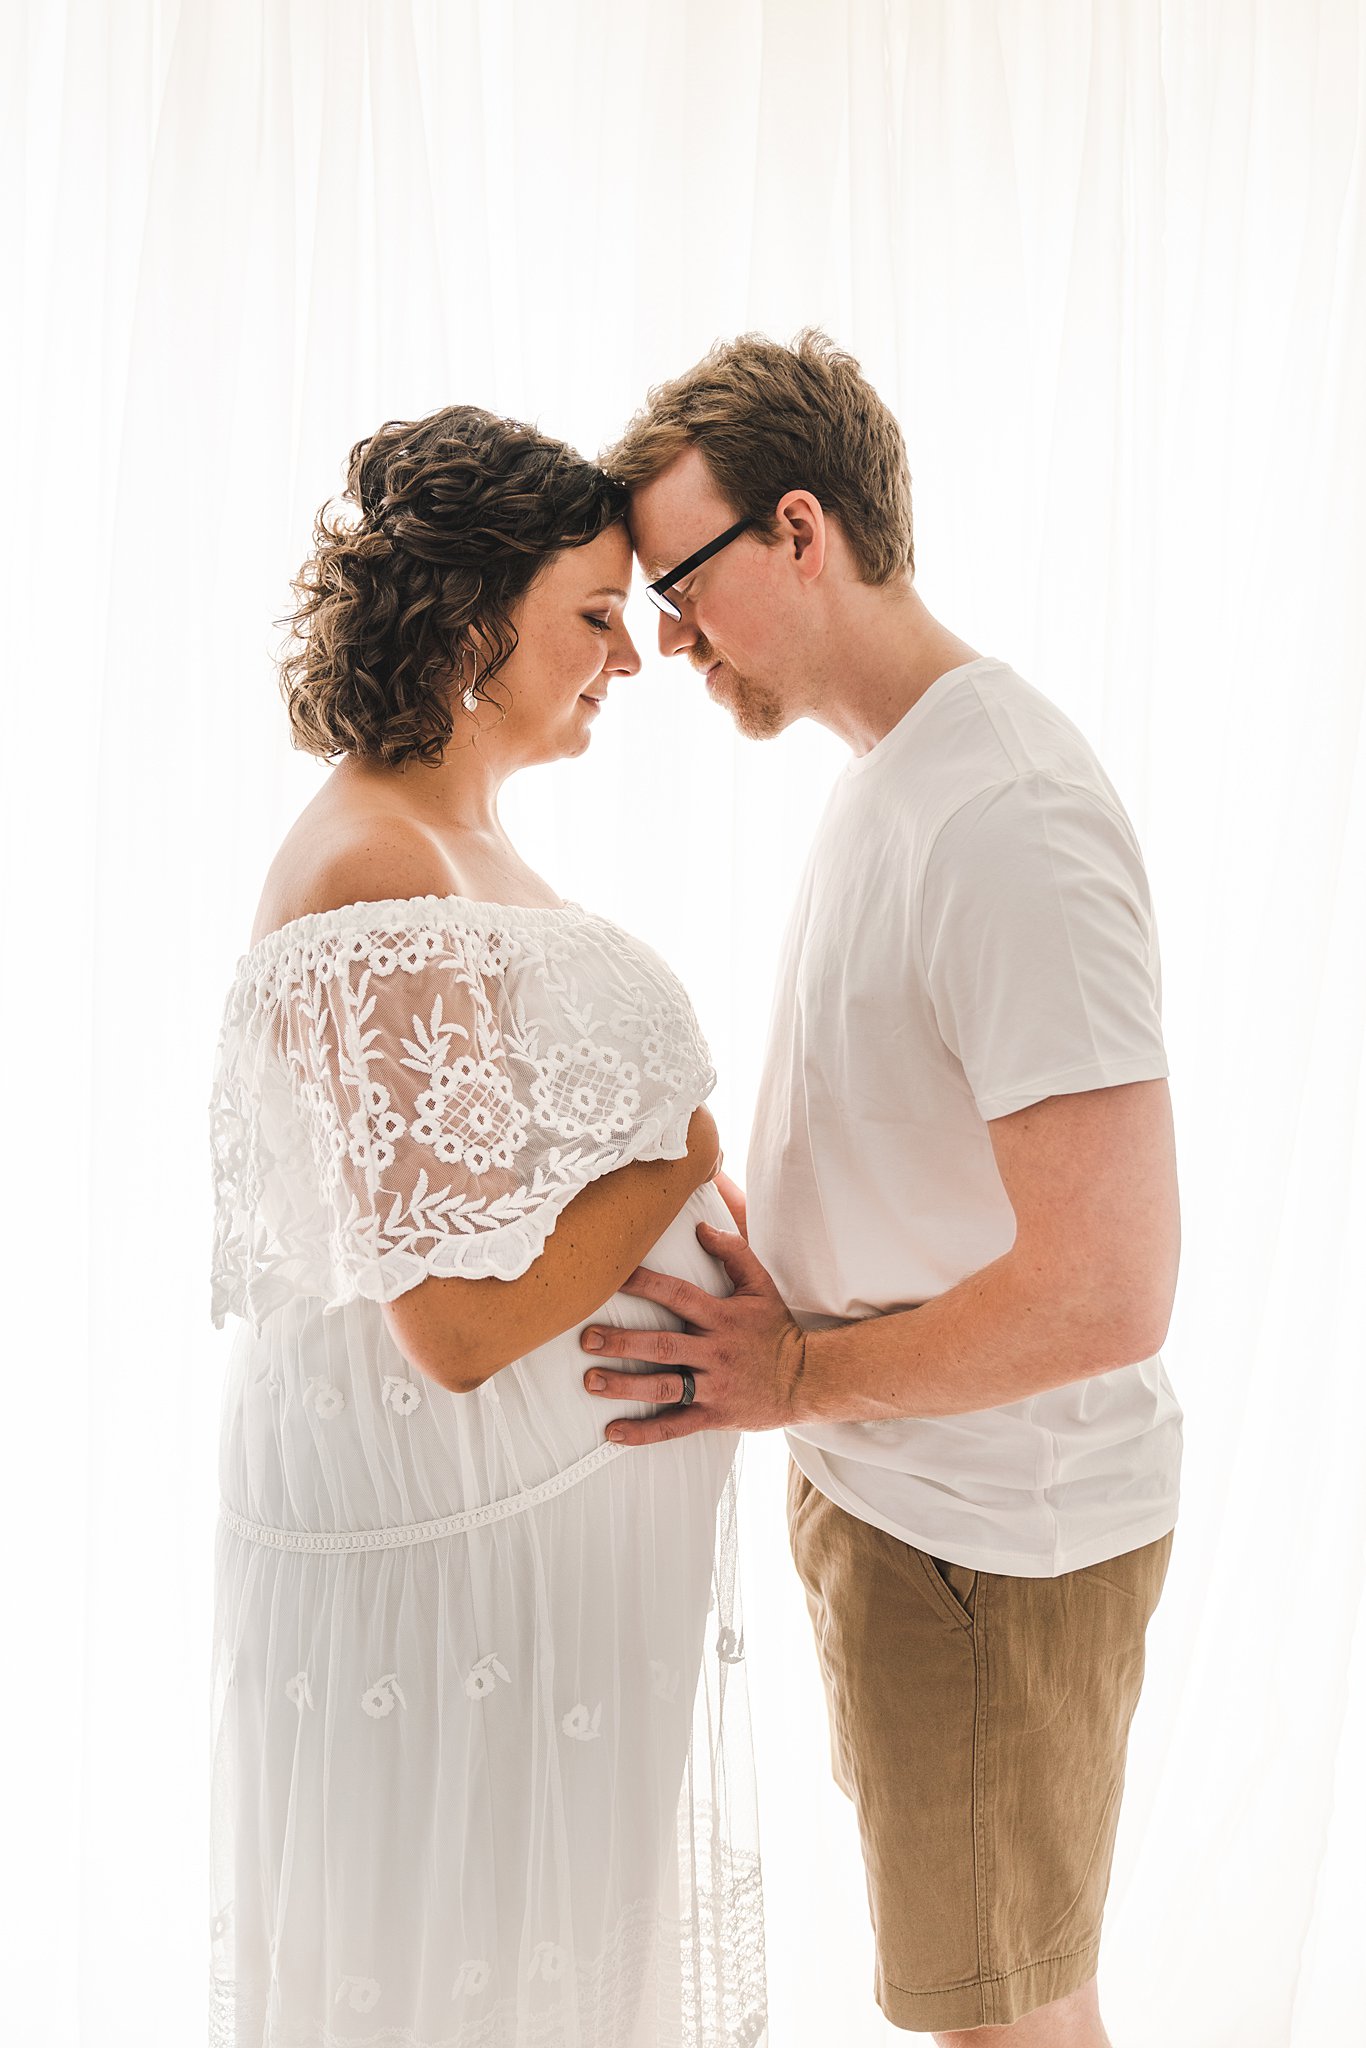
[807,580,983,757]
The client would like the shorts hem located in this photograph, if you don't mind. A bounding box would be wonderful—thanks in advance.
[875,1931,1102,2031]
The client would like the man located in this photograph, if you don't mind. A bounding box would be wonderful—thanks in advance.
[582,328,1182,2046]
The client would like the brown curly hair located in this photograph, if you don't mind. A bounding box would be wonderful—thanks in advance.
[278,404,629,766]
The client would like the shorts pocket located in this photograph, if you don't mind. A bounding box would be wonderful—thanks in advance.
[785,1460,824,1575]
[909,1545,978,1631]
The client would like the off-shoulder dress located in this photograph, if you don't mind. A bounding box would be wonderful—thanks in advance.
[206,893,767,2048]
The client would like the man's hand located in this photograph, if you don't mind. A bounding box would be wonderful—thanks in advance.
[579,1076,1180,1449]
[580,1222,806,1444]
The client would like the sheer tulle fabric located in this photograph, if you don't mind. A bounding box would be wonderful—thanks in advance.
[206,898,767,2045]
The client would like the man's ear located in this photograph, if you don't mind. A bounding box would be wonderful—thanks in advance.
[775,488,827,582]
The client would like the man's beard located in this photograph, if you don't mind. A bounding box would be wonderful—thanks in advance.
[725,672,785,740]
[700,654,785,740]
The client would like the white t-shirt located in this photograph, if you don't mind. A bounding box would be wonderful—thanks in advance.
[745,656,1182,1576]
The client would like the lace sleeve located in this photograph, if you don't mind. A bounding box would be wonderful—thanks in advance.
[264,914,714,1310]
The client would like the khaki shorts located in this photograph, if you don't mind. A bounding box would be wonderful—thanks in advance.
[788,1459,1174,2032]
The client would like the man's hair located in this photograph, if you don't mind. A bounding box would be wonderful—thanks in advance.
[599,326,914,584]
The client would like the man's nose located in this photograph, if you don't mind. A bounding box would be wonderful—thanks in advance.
[656,604,695,659]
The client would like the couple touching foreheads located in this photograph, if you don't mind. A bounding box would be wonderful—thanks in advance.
[207,327,1182,2048]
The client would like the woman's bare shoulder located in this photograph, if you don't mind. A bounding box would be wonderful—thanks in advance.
[248,811,459,951]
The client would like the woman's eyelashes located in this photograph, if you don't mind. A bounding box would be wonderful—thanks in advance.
[584,614,612,632]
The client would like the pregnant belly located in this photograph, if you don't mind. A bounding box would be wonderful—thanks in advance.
[488,1177,738,1476]
[218,1179,739,1535]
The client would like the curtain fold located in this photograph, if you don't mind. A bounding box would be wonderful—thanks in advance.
[3,2,1362,2041]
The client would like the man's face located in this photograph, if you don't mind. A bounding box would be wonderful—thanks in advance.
[626,446,797,740]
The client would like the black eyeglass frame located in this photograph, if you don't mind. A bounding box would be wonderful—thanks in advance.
[644,516,757,620]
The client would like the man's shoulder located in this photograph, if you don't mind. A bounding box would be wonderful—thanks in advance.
[955,660,1112,778]
[795,660,1139,914]
[913,662,1134,849]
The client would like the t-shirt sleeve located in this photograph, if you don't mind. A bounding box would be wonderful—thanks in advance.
[273,932,711,1308]
[918,770,1169,1121]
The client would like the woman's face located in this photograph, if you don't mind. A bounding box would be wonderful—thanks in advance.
[480,523,641,762]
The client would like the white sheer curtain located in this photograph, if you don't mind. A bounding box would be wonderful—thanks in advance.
[4,2,1363,2041]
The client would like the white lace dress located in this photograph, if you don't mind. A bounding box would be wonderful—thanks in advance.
[206,892,767,2048]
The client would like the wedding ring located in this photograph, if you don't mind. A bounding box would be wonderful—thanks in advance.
[676,1368,697,1409]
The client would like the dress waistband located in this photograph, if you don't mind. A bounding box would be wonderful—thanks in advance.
[218,1439,627,1553]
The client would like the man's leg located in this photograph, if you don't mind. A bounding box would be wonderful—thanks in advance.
[787,1456,1174,2036]
[934,1973,1110,2047]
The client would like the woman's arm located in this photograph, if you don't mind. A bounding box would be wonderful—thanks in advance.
[382,1103,722,1393]
[282,830,722,1394]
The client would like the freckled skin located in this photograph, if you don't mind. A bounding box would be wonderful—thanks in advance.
[247,518,729,1394]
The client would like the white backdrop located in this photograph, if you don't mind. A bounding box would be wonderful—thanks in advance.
[3,2,1365,2042]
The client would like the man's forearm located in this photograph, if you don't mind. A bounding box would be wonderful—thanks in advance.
[792,1249,1161,1425]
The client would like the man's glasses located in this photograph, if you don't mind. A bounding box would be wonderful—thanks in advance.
[644,516,756,620]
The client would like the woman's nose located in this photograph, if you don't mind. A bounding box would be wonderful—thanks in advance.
[612,626,642,676]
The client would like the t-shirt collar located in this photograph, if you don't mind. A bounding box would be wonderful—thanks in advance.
[839,656,996,779]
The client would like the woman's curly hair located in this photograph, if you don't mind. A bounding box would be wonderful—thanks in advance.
[278,404,629,766]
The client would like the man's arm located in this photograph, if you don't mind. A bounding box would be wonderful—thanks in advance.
[578,1076,1180,1440]
[795,1075,1180,1422]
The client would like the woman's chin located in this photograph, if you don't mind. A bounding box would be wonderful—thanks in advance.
[570,699,601,748]
[548,726,593,763]
[526,702,601,763]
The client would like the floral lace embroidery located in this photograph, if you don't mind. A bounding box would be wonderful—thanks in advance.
[464,1654,511,1701]
[208,899,715,1331]
[381,1375,422,1415]
[335,1976,382,2014]
[208,1865,767,2048]
[360,1673,407,1719]
[651,1661,682,1702]
[449,1960,490,1999]
[560,1702,603,1741]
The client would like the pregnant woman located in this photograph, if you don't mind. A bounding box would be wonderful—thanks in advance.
[205,404,767,2046]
